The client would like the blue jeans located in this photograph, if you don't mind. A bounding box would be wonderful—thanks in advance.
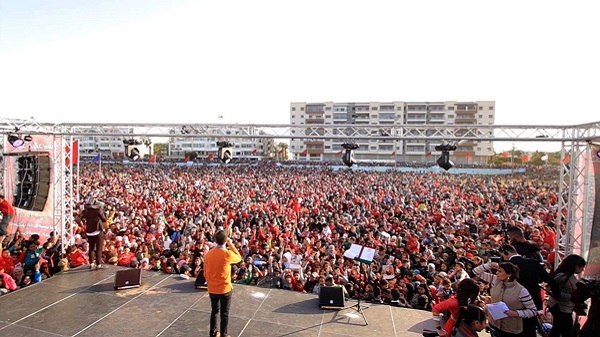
[210,291,232,337]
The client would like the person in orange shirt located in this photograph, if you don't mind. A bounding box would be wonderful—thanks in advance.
[204,230,242,337]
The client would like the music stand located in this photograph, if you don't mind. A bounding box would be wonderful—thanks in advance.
[342,243,376,326]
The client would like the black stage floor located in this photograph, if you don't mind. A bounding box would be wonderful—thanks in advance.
[0,265,440,337]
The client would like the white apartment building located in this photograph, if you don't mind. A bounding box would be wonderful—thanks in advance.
[75,127,135,159]
[290,101,495,164]
[168,132,275,159]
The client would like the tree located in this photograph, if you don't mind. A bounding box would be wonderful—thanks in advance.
[184,151,198,161]
[275,142,289,160]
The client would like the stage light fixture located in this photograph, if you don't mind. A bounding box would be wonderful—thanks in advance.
[217,141,234,164]
[23,135,33,142]
[436,151,454,171]
[597,150,600,159]
[8,134,25,148]
[127,147,141,161]
[341,143,359,168]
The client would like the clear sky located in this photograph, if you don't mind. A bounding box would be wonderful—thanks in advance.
[0,0,598,151]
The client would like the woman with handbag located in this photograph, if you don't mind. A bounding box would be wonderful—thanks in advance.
[546,254,586,337]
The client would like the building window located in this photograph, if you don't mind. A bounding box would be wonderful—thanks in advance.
[488,114,493,118]
[448,106,455,110]
[291,145,295,149]
[448,115,454,118]
[477,147,481,151]
[325,107,331,111]
[300,115,304,118]
[291,107,296,111]
[371,107,378,110]
[325,115,331,118]
[479,106,483,110]
[489,107,494,110]
[397,106,403,111]
[291,115,295,118]
[478,115,482,118]
[300,107,304,111]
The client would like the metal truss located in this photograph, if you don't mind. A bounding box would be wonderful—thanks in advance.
[2,118,600,141]
[52,134,74,255]
[2,117,600,263]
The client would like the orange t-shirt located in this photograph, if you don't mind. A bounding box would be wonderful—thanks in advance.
[203,244,242,294]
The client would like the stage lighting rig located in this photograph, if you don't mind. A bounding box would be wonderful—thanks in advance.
[217,141,234,164]
[434,142,457,171]
[341,142,359,168]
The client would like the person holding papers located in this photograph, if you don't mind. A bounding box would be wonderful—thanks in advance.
[473,262,537,337]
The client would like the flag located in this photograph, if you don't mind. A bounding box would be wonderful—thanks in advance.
[465,154,471,160]
[337,150,343,155]
[541,154,549,161]
[278,149,284,154]
[251,148,257,155]
[65,140,79,166]
[521,155,529,162]
[148,154,157,163]
[301,149,308,155]
[391,151,396,156]
[425,151,432,157]
[207,153,214,160]
[501,152,509,158]
[184,155,190,162]
[91,154,101,163]
[563,155,570,163]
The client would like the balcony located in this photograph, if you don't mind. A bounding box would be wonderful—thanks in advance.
[304,141,324,146]
[455,117,477,124]
[306,110,324,115]
[306,118,325,124]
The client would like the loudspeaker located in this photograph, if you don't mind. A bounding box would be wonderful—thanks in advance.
[13,154,51,212]
[114,268,142,290]
[319,286,345,309]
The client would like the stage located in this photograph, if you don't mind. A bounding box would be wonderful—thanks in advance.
[0,266,441,337]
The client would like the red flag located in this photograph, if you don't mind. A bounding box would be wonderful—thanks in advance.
[501,152,510,158]
[465,154,471,160]
[425,151,432,157]
[207,153,214,160]
[337,150,343,155]
[148,154,157,163]
[65,140,79,166]
[251,148,257,155]
[391,151,396,156]
[184,156,190,162]
[278,149,284,154]
[521,155,529,162]
[301,149,308,155]
[563,155,570,163]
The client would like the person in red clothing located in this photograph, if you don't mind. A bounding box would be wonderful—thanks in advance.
[431,278,480,336]
[203,230,241,337]
[0,194,16,245]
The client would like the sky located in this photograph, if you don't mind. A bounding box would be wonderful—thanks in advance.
[0,0,598,152]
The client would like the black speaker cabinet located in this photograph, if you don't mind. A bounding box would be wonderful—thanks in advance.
[13,154,51,212]
[319,286,345,309]
[114,268,142,290]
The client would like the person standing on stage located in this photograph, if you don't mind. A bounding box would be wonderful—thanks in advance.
[0,194,16,247]
[82,199,107,270]
[204,230,242,337]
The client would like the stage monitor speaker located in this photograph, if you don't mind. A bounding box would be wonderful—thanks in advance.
[114,268,142,290]
[13,154,51,212]
[319,286,345,309]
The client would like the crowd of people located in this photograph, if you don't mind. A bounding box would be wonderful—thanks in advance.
[0,161,593,336]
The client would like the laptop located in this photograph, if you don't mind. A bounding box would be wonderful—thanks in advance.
[114,269,142,290]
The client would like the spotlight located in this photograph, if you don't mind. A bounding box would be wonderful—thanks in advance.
[23,135,33,142]
[597,150,600,159]
[436,151,454,171]
[341,143,359,167]
[127,147,141,161]
[217,141,234,164]
[8,134,24,148]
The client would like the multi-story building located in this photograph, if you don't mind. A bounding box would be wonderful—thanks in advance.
[74,127,136,159]
[290,101,495,164]
[168,130,276,159]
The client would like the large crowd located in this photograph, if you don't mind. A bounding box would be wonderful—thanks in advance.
[1,161,578,335]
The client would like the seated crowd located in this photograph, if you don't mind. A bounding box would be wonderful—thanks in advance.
[1,163,560,316]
